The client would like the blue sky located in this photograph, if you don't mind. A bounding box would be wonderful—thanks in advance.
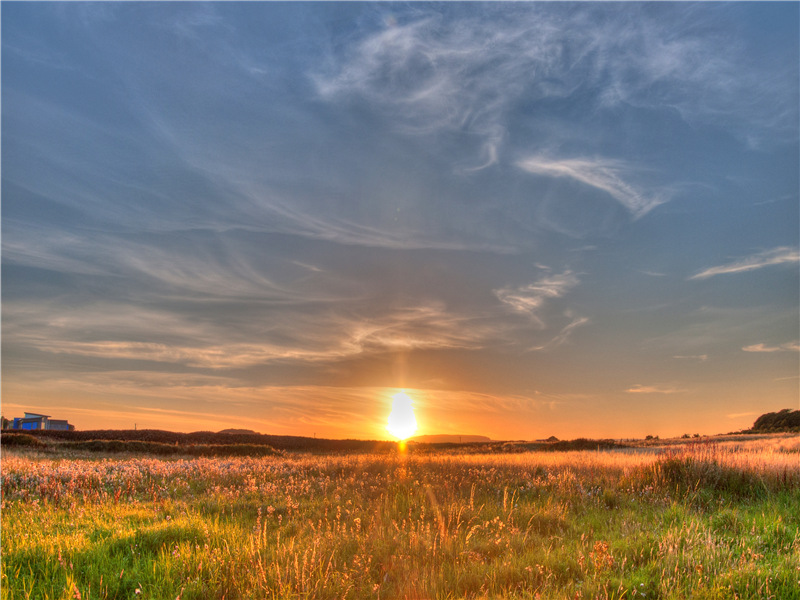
[2,2,798,439]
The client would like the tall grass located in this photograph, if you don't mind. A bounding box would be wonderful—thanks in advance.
[2,436,798,599]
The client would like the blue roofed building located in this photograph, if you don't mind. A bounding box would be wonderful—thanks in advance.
[10,412,73,431]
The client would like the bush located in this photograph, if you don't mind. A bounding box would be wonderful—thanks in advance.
[61,439,282,457]
[1,433,49,448]
[21,428,395,452]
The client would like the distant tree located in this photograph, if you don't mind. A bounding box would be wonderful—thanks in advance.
[752,409,800,432]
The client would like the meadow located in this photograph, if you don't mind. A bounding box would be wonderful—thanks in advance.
[1,435,799,600]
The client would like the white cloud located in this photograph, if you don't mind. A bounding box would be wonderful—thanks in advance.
[673,354,708,361]
[529,314,590,351]
[315,4,796,173]
[494,271,579,326]
[516,156,668,218]
[690,247,799,280]
[34,339,350,369]
[727,412,758,420]
[6,297,502,371]
[313,13,523,170]
[643,306,798,365]
[742,342,800,353]
[627,384,686,394]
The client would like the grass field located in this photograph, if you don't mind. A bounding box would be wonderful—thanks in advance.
[2,435,799,600]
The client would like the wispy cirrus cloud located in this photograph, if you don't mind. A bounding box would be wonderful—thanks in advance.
[7,4,792,256]
[690,247,799,280]
[516,157,669,219]
[494,272,588,350]
[494,271,579,327]
[4,296,499,372]
[315,3,796,167]
[742,342,799,353]
[673,354,709,361]
[627,384,686,394]
[313,13,524,171]
[529,313,590,352]
[644,305,798,358]
[727,412,758,420]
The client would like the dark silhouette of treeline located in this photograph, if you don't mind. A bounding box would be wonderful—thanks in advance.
[750,409,800,432]
[2,428,634,454]
[2,429,403,453]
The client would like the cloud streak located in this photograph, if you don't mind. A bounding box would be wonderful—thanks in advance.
[4,296,501,372]
[517,157,668,218]
[529,314,590,352]
[6,3,793,256]
[742,342,799,353]
[673,354,708,361]
[494,272,579,327]
[315,3,797,169]
[690,247,799,280]
[627,384,686,394]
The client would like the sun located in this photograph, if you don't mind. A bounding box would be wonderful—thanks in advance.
[386,391,418,440]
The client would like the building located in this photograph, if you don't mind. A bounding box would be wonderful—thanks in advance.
[10,412,74,431]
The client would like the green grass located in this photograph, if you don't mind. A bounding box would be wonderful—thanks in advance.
[2,438,799,599]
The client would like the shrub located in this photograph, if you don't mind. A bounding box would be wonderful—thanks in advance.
[66,440,183,455]
[61,439,282,457]
[1,433,49,448]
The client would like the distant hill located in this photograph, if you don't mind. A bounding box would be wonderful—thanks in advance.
[218,428,259,435]
[750,409,800,432]
[410,434,492,444]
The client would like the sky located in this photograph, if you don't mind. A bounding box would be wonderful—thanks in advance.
[2,2,798,440]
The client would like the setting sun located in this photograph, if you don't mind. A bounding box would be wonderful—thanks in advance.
[386,391,418,440]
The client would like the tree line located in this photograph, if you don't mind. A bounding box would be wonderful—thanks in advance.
[751,409,800,432]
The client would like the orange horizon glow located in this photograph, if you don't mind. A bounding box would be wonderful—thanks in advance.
[1,378,794,442]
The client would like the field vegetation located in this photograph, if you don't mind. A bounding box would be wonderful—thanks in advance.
[2,435,799,600]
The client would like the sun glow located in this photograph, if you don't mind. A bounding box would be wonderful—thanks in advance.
[386,391,418,440]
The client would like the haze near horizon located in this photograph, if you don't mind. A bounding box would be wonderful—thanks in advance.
[2,2,798,440]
